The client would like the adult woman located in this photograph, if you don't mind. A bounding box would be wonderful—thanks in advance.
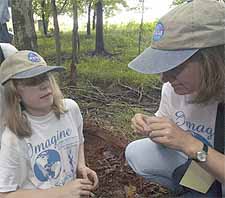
[125,0,225,197]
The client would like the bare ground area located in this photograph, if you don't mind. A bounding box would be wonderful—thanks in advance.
[64,81,170,197]
[84,122,169,198]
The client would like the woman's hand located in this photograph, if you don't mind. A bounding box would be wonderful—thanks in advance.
[131,113,152,136]
[131,114,202,157]
[77,166,99,190]
[144,116,202,156]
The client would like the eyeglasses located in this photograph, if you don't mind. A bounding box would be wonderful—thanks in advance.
[163,52,202,77]
[15,73,50,87]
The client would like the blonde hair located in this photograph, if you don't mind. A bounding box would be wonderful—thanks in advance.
[193,45,225,104]
[3,74,66,138]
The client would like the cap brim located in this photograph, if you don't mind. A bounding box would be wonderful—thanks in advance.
[11,65,65,79]
[128,47,199,74]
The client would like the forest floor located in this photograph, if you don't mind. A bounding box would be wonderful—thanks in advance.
[83,121,169,198]
[39,23,170,197]
[63,81,171,198]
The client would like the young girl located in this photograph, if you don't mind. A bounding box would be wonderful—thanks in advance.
[125,0,225,197]
[0,50,98,198]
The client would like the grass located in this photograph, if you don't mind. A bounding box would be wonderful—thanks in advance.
[38,22,159,86]
[38,22,161,139]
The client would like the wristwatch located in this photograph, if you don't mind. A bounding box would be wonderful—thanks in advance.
[195,143,208,162]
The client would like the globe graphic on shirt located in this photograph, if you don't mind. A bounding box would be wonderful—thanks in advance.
[34,149,61,182]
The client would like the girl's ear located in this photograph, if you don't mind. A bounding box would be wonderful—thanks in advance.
[17,95,22,103]
[15,87,22,103]
[15,92,25,111]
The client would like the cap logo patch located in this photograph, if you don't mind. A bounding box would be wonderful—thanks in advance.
[153,22,164,41]
[28,52,41,63]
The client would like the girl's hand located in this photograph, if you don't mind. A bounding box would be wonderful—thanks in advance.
[131,113,152,136]
[60,178,95,198]
[145,116,202,157]
[77,166,99,190]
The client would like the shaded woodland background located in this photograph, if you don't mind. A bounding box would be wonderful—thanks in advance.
[10,0,187,85]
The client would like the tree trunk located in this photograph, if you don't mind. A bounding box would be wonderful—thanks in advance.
[41,0,48,36]
[95,0,104,54]
[87,1,91,36]
[138,0,144,54]
[58,0,68,14]
[51,0,61,65]
[11,0,38,51]
[70,0,79,85]
[92,9,96,30]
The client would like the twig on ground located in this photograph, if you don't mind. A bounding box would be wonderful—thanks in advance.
[138,85,143,103]
[87,80,106,98]
[117,81,159,102]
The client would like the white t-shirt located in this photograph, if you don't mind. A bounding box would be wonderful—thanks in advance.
[156,83,225,195]
[0,99,84,192]
[156,82,218,147]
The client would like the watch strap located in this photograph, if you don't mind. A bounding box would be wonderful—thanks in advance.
[193,142,208,162]
[202,143,208,153]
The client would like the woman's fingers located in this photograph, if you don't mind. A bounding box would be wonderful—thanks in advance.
[149,129,169,138]
[147,122,171,131]
[131,123,144,132]
[131,116,144,131]
[131,113,151,132]
[131,115,175,138]
[150,136,168,145]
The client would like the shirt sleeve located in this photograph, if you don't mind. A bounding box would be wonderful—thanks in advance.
[65,99,84,144]
[155,82,172,118]
[0,129,28,192]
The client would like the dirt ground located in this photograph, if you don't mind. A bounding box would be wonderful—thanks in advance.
[83,122,169,198]
[64,81,169,197]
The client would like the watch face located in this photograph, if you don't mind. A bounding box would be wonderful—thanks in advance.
[197,151,207,162]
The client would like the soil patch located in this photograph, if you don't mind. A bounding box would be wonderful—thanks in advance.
[84,122,169,198]
[63,82,168,197]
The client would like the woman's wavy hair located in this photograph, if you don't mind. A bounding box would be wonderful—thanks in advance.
[3,73,66,138]
[193,45,225,104]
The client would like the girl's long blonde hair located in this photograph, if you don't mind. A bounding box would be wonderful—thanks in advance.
[3,74,66,138]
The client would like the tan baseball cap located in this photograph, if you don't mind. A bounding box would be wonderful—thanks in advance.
[128,0,225,74]
[0,50,65,85]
